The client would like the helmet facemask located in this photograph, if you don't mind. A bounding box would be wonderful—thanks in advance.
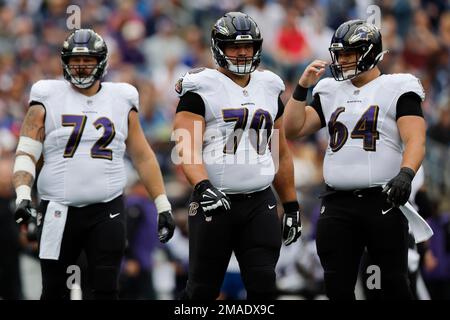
[330,48,359,81]
[61,29,108,89]
[211,12,263,76]
[62,55,107,89]
[213,38,262,75]
[328,21,386,81]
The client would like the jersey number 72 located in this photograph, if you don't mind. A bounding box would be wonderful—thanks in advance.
[62,115,115,160]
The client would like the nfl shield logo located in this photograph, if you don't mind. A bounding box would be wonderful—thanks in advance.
[54,210,61,218]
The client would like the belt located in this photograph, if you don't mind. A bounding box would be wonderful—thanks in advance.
[319,186,383,198]
[225,187,270,200]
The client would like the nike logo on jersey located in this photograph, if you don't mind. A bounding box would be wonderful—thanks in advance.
[381,208,392,215]
[109,212,121,219]
[268,204,276,210]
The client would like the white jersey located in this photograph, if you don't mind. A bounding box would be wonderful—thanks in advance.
[313,73,425,190]
[29,80,138,207]
[177,68,285,193]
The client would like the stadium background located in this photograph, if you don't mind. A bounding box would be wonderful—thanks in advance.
[0,0,448,300]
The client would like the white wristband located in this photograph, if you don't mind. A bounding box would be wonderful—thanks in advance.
[154,194,171,213]
[16,136,43,162]
[13,154,36,178]
[15,185,32,206]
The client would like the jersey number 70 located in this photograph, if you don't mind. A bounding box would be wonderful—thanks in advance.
[222,108,273,155]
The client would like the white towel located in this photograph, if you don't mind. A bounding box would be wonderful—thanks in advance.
[400,202,433,244]
[39,201,69,260]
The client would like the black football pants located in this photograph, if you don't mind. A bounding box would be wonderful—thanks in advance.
[184,187,282,300]
[38,196,126,300]
[316,188,413,300]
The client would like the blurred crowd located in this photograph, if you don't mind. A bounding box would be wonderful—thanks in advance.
[0,0,449,300]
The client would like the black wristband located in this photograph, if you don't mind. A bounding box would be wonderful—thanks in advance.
[292,84,308,102]
[194,179,213,193]
[400,167,415,180]
[283,201,299,213]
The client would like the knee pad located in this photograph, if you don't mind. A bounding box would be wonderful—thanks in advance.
[92,266,119,300]
[241,266,276,300]
[185,280,221,300]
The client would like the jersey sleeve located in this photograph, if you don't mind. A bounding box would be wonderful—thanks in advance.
[311,77,331,97]
[29,80,50,106]
[275,95,284,120]
[176,91,205,116]
[261,70,285,96]
[310,93,326,128]
[396,92,423,119]
[399,74,426,102]
[125,84,140,112]
[174,70,200,97]
[272,72,285,95]
[311,77,333,127]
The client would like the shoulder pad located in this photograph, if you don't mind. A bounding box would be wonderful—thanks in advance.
[255,69,285,93]
[399,74,426,101]
[175,68,209,96]
[106,82,139,110]
[312,77,335,96]
[29,80,63,105]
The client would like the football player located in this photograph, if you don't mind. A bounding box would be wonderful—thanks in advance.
[284,20,426,300]
[173,12,301,300]
[13,29,175,299]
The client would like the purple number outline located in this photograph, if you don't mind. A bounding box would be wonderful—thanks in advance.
[328,107,348,152]
[350,105,380,151]
[91,117,116,160]
[222,108,249,154]
[62,114,87,158]
[249,108,273,155]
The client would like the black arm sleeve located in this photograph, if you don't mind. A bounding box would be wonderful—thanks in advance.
[396,92,423,120]
[29,100,44,107]
[176,91,205,117]
[310,93,326,128]
[275,94,285,120]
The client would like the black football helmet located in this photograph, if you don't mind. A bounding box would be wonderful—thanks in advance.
[211,12,263,75]
[329,20,386,81]
[61,29,108,89]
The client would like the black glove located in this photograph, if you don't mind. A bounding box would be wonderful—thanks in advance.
[158,210,175,243]
[194,180,231,217]
[14,200,36,225]
[382,167,415,207]
[282,201,302,246]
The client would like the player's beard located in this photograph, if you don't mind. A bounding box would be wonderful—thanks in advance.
[225,55,254,74]
[331,60,359,80]
[68,64,98,88]
[70,65,95,78]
